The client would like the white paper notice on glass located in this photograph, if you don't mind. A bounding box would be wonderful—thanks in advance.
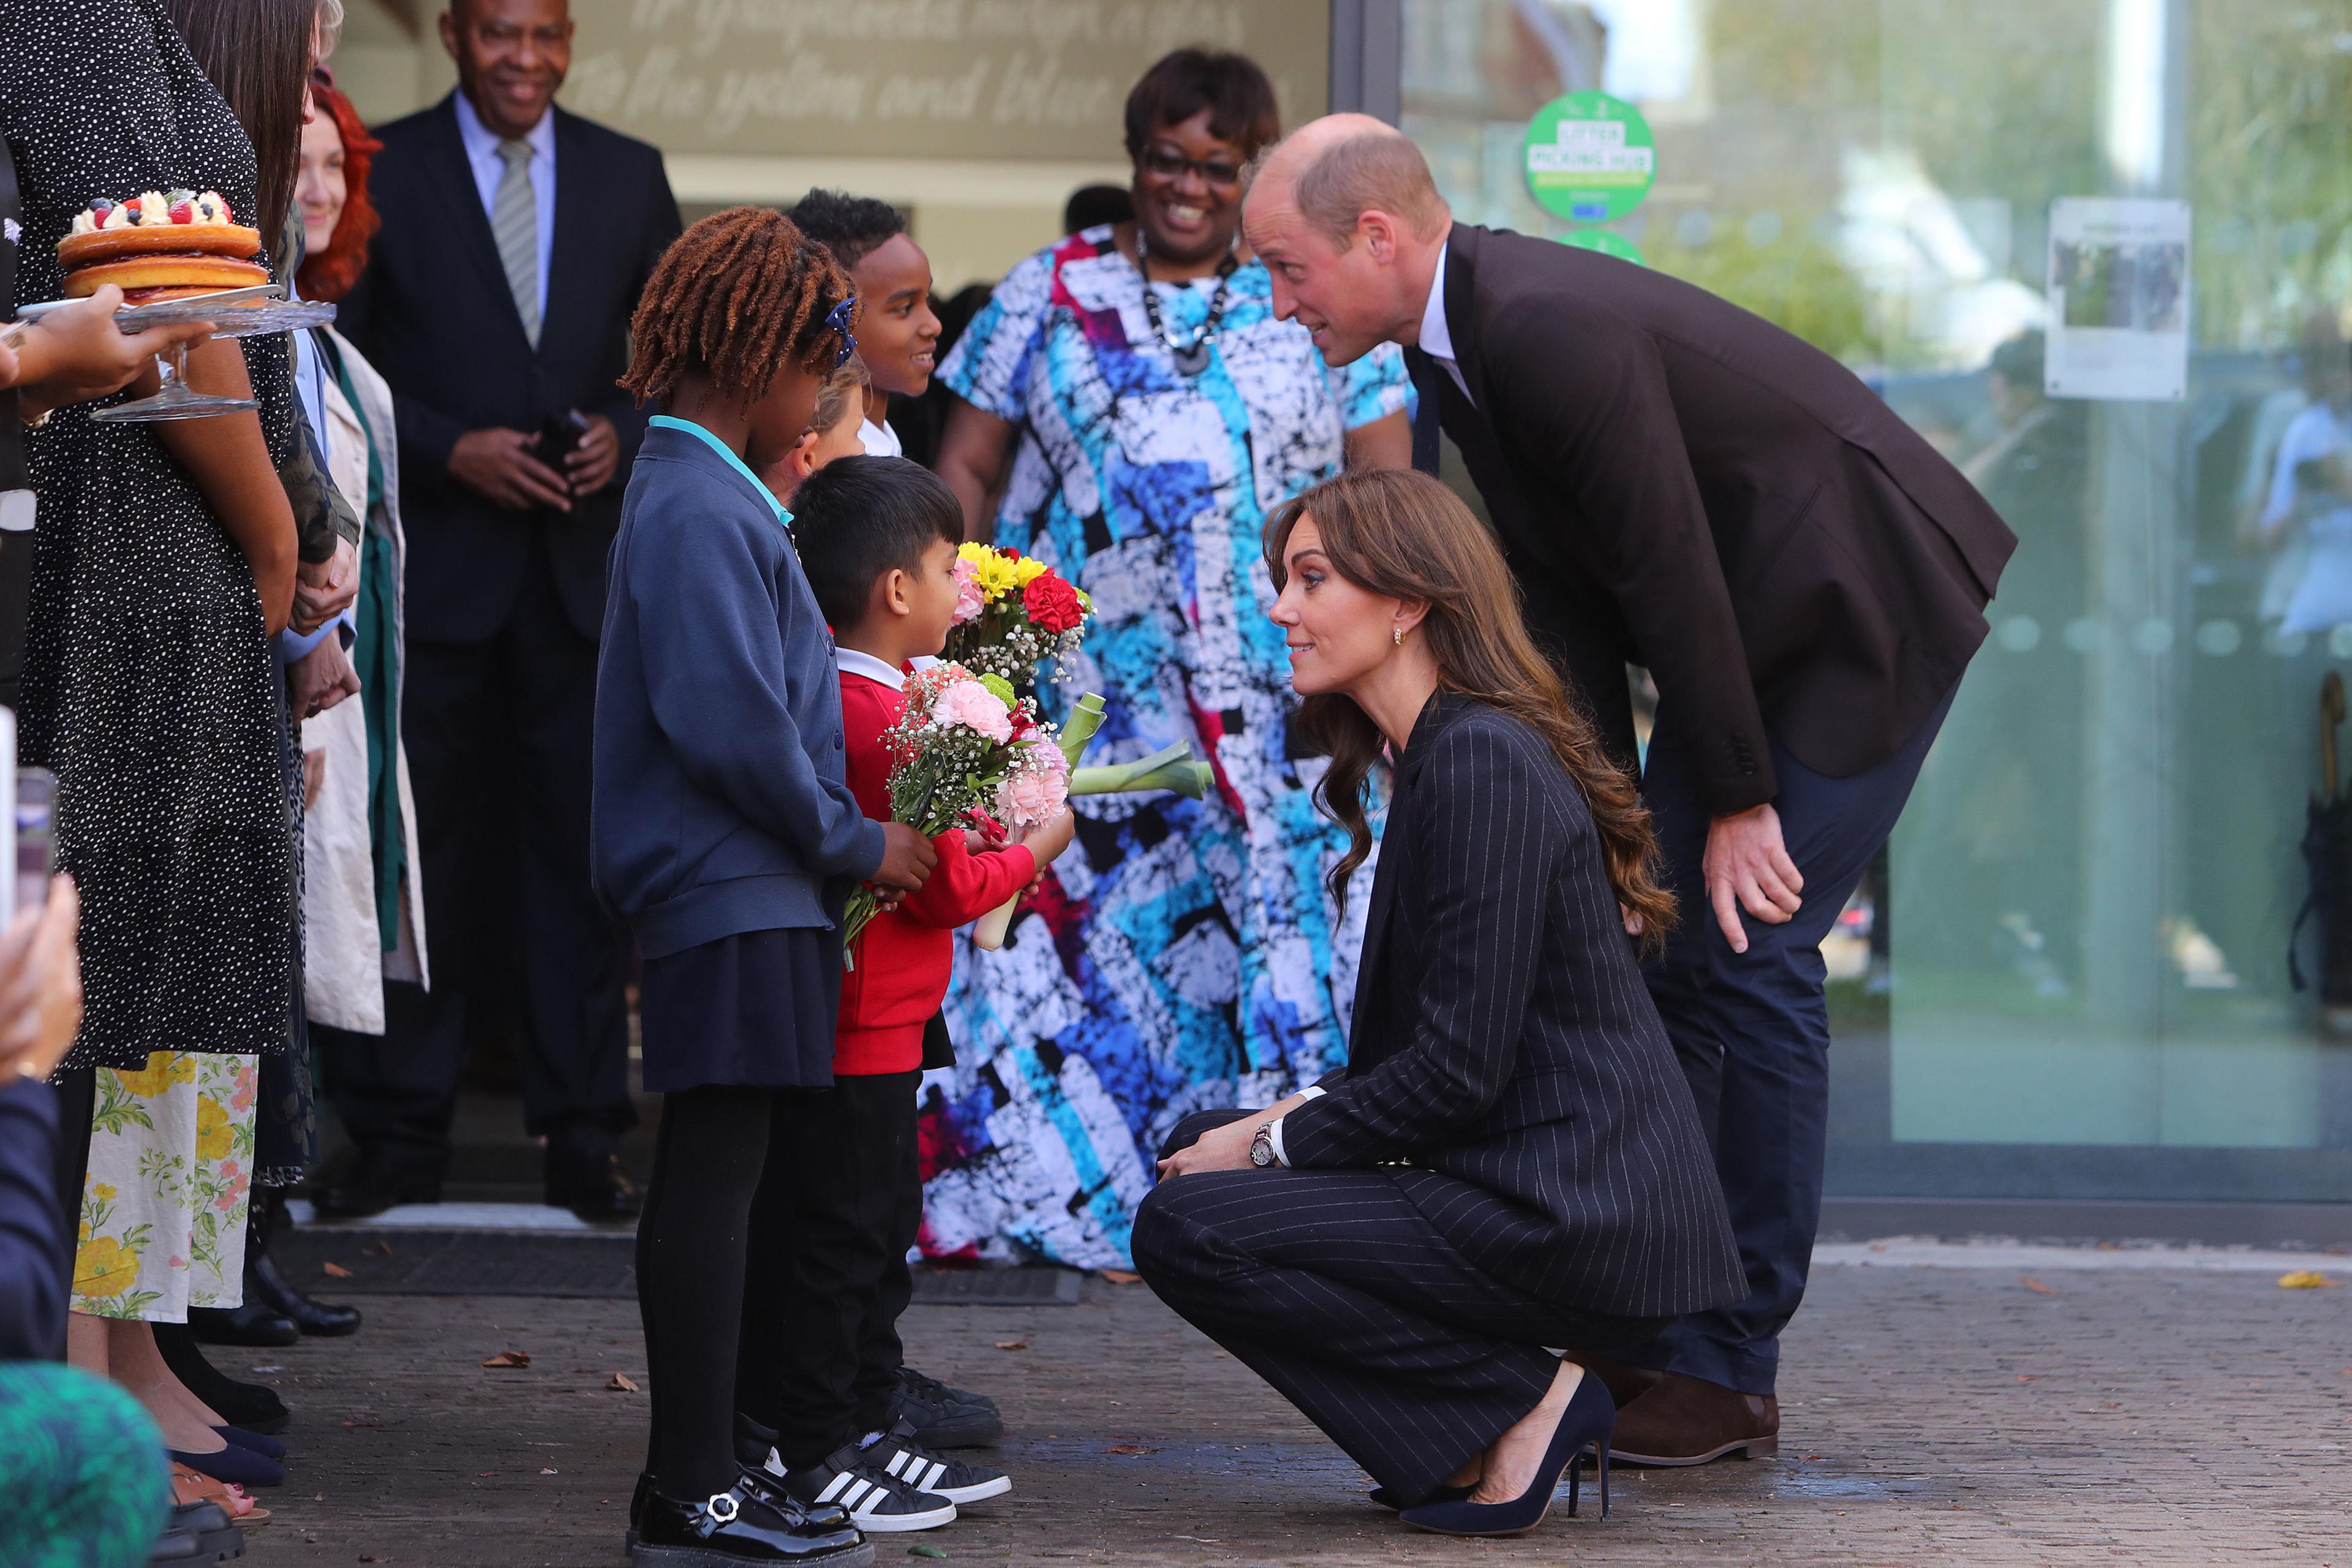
[2044,198,2191,402]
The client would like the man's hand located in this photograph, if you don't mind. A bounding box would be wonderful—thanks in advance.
[291,535,358,634]
[1155,1114,1264,1177]
[449,428,573,513]
[0,877,84,1084]
[1703,802,1803,954]
[564,414,622,496]
[10,288,213,418]
[872,821,939,896]
[288,634,361,720]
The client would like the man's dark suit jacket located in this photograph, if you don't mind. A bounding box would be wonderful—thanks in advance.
[1410,224,2016,815]
[1278,694,1744,1320]
[341,93,680,644]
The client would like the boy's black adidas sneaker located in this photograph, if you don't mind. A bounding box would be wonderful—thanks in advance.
[861,1419,1011,1505]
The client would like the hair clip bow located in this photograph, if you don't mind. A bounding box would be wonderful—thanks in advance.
[826,298,858,370]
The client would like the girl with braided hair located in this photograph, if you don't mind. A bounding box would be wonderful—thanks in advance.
[593,205,938,1565]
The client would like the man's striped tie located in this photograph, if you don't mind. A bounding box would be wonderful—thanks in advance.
[492,138,540,348]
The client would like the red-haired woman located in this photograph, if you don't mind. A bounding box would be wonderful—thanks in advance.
[275,75,431,1325]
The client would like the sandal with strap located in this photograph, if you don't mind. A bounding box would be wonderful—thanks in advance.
[172,1464,271,1526]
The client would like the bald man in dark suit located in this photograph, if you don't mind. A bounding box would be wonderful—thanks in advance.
[1242,115,2013,1465]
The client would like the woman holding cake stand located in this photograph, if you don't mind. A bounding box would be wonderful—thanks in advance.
[2,0,335,1523]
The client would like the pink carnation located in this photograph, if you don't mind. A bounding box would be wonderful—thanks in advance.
[998,748,1069,826]
[932,680,1012,742]
[951,557,984,624]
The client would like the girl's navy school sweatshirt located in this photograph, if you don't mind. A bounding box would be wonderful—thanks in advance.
[591,417,884,957]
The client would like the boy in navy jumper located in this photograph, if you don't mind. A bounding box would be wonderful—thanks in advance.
[729,460,1076,1525]
[594,205,936,1565]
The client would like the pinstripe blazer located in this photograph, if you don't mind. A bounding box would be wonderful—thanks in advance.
[1280,694,1744,1319]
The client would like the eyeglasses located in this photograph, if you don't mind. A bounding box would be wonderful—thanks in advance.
[826,298,858,371]
[1139,146,1244,189]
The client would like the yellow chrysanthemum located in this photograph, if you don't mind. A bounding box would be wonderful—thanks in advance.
[1011,556,1049,586]
[957,540,990,564]
[973,556,1022,600]
[115,1053,195,1098]
[195,1095,233,1161]
[75,1235,140,1299]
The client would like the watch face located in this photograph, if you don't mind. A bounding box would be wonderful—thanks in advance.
[1250,1128,1275,1167]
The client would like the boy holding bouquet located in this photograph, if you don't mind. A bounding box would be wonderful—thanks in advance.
[734,456,1075,1532]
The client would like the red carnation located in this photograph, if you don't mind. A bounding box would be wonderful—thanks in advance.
[1022,572,1085,635]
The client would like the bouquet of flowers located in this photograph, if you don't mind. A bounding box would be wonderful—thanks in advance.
[840,663,1072,967]
[967,691,1217,950]
[942,541,1093,682]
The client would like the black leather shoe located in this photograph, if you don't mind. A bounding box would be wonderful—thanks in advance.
[247,1248,361,1337]
[312,1147,441,1220]
[187,1303,299,1348]
[884,1365,1002,1449]
[631,1478,873,1566]
[548,1149,642,1223]
[154,1324,288,1434]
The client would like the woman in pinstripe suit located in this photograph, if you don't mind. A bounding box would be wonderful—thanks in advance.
[1133,469,1743,1537]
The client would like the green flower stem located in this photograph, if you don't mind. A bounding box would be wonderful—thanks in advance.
[1059,692,1109,766]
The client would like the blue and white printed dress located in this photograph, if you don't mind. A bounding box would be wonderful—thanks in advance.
[927,225,1413,1269]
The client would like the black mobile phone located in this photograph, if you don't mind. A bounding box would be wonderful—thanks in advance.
[533,409,593,477]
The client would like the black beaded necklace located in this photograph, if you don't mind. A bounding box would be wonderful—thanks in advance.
[1135,227,1239,377]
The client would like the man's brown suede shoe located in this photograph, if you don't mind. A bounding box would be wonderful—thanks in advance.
[1559,1349,1664,1412]
[1607,1371,1779,1466]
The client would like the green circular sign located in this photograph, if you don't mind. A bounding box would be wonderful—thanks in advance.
[1559,229,1646,266]
[1522,91,1656,224]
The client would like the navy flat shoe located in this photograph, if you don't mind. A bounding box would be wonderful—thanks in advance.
[1398,1370,1616,1537]
[214,1424,287,1460]
[1368,1483,1474,1511]
[170,1443,286,1490]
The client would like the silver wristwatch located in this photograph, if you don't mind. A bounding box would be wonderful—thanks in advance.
[1249,1122,1280,1168]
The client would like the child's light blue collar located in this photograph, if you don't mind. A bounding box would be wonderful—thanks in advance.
[649,413,792,527]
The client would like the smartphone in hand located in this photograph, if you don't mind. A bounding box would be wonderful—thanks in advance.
[532,409,594,492]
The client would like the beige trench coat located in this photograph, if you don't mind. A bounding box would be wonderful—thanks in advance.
[302,326,429,1033]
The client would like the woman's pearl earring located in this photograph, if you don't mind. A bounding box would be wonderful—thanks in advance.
[1393,625,1404,646]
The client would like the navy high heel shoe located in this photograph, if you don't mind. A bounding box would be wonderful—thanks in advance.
[170,1441,286,1489]
[1398,1369,1615,1537]
[1368,1482,1474,1511]
[215,1423,287,1459]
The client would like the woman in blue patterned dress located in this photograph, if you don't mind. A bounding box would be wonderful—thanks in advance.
[930,48,1413,1269]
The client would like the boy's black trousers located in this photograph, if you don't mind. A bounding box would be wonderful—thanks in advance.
[736,1069,922,1469]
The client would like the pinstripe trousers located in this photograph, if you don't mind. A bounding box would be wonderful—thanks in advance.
[1131,1111,1668,1503]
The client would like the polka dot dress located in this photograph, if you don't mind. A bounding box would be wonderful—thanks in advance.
[2,0,298,1069]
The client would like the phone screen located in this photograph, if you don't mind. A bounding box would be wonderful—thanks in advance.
[15,767,53,914]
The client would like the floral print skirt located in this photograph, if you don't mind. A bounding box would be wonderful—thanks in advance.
[72,1051,259,1321]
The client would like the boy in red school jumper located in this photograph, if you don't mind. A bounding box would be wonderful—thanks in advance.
[733,455,1076,1532]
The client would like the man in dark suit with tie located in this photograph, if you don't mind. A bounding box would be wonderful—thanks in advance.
[332,0,680,1220]
[1243,116,2015,1465]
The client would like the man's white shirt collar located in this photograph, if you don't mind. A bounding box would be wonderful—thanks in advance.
[1418,241,1471,404]
[453,89,554,164]
[835,647,906,691]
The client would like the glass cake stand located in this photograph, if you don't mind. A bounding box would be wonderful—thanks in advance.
[20,285,335,423]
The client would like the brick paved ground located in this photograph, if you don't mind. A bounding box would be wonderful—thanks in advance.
[235,1264,2352,1567]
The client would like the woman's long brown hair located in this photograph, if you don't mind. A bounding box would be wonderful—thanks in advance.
[162,0,319,249]
[1264,467,1675,949]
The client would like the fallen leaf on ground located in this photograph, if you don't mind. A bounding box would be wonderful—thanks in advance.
[2015,1375,2038,1382]
[993,1340,1028,1351]
[1099,1269,1141,1284]
[607,1373,640,1392]
[1105,1443,1159,1456]
[2019,1275,2056,1295]
[2278,1270,2337,1289]
[481,1350,531,1368]
[322,1262,353,1278]
[340,1419,380,1428]
[361,1240,393,1257]
[908,1548,949,1561]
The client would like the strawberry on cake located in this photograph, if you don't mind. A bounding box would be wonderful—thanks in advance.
[58,190,267,301]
